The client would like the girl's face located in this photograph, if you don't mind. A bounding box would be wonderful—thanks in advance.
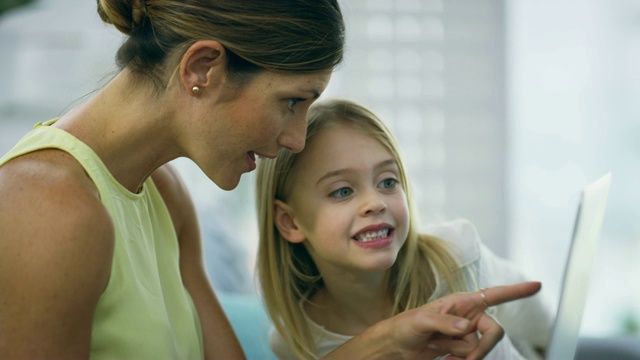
[188,69,332,191]
[285,124,410,275]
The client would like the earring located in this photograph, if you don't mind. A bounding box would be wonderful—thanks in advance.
[192,86,200,95]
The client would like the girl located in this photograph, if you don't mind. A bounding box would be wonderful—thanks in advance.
[256,99,552,359]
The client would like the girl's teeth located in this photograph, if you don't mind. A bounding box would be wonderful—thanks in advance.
[356,229,389,242]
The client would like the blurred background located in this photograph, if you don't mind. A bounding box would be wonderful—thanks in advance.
[1,0,638,340]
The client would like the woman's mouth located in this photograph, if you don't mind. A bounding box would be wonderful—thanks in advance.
[245,151,257,171]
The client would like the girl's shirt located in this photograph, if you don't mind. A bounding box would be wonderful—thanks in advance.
[269,218,553,360]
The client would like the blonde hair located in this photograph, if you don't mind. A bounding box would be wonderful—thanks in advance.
[256,99,469,359]
[97,0,344,89]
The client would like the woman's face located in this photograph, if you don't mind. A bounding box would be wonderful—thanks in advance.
[189,69,332,190]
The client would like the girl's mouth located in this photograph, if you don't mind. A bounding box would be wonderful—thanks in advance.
[353,228,392,242]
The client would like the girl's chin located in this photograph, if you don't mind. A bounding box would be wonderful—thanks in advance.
[355,256,400,273]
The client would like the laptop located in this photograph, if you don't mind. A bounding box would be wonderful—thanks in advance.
[545,173,612,360]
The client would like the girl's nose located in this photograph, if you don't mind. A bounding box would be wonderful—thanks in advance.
[360,192,387,216]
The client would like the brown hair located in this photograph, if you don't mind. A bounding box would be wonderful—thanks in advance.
[97,0,345,88]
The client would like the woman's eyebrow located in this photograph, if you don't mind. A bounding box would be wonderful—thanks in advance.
[301,88,321,99]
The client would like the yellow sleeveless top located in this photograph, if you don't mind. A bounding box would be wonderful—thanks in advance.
[0,120,204,359]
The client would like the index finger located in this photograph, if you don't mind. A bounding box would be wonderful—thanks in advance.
[481,281,542,307]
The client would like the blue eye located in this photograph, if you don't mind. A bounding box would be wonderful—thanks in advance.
[288,98,304,112]
[379,178,398,190]
[330,187,353,198]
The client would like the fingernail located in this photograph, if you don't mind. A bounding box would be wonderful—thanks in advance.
[455,319,470,330]
[427,343,441,351]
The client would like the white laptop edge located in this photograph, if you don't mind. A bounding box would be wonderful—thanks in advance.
[545,173,612,360]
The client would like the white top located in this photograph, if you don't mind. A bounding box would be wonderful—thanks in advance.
[269,219,553,359]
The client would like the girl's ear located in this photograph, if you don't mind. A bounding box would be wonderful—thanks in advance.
[274,199,306,244]
[178,40,227,95]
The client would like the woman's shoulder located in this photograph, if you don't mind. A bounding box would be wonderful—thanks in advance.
[150,163,187,201]
[0,147,115,261]
[423,218,482,266]
[0,148,114,273]
[0,148,109,221]
[0,149,115,351]
[150,163,196,237]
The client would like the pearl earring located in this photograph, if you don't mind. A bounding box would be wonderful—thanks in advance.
[192,86,200,95]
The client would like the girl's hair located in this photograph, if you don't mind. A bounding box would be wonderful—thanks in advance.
[255,98,470,359]
[97,0,345,89]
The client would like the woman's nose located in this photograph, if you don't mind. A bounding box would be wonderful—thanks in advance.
[278,115,307,153]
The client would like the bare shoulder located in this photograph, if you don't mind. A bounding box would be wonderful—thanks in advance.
[151,163,188,198]
[151,168,242,358]
[151,163,197,237]
[0,148,114,237]
[151,162,191,204]
[0,149,114,356]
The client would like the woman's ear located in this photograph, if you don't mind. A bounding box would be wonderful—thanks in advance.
[178,40,227,95]
[274,200,306,244]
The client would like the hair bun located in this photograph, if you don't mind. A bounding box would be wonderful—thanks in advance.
[97,0,146,35]
[131,0,146,27]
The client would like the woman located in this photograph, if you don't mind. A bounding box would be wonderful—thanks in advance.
[0,1,536,359]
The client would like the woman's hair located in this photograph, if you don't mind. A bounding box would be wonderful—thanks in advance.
[255,98,470,359]
[97,0,345,89]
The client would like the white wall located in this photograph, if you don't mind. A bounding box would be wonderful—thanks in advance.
[329,0,509,257]
[507,0,640,337]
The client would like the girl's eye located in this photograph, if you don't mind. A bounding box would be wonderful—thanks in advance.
[379,178,398,190]
[287,98,304,112]
[329,187,353,199]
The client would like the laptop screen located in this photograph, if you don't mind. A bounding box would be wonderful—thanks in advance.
[545,173,612,360]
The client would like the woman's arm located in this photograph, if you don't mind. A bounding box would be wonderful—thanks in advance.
[0,150,114,358]
[152,164,246,360]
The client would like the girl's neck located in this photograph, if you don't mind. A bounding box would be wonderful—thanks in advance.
[304,272,394,336]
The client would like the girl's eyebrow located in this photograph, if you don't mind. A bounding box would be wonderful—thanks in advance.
[315,158,398,185]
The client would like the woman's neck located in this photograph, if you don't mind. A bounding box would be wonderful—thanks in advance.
[54,70,180,193]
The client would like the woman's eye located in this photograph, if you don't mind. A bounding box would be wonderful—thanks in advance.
[379,178,398,190]
[287,98,304,112]
[329,187,353,198]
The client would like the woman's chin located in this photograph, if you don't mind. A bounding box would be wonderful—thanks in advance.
[210,174,242,191]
